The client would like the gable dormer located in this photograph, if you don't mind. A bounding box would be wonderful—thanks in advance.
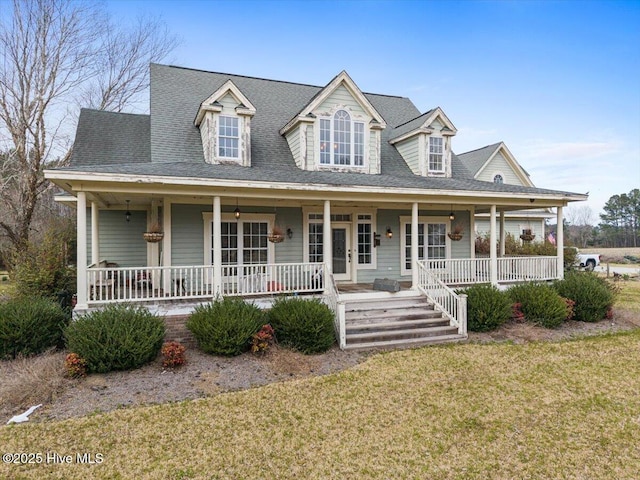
[280,71,386,174]
[195,80,256,166]
[473,142,533,186]
[390,107,457,177]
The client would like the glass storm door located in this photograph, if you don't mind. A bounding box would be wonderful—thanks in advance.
[332,225,351,281]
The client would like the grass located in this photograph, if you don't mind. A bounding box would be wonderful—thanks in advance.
[0,271,11,297]
[2,331,640,479]
[615,278,640,312]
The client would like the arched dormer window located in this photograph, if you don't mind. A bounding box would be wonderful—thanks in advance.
[319,110,365,167]
[493,173,504,184]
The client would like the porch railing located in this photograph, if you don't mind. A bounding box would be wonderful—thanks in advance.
[87,262,325,304]
[420,256,559,286]
[417,262,467,336]
[324,269,346,349]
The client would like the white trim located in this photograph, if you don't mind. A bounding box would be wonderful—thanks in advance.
[202,212,276,266]
[427,136,445,174]
[400,215,451,276]
[331,222,352,281]
[45,170,587,205]
[195,79,256,126]
[316,106,369,171]
[474,142,534,187]
[302,207,377,272]
[217,115,240,161]
[280,71,386,135]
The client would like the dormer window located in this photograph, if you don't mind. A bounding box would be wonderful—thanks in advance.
[319,110,365,167]
[428,137,444,173]
[493,174,504,184]
[218,116,239,159]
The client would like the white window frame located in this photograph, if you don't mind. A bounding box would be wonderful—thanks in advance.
[428,136,445,173]
[318,109,367,168]
[493,172,505,184]
[400,216,451,276]
[302,208,377,270]
[217,114,241,161]
[203,213,276,265]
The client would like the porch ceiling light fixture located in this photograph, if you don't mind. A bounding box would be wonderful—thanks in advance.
[125,200,131,223]
[449,206,455,221]
[386,227,393,239]
[234,198,241,219]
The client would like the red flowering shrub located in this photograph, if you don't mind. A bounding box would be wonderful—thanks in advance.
[564,298,576,321]
[161,341,186,368]
[250,324,275,355]
[511,303,525,322]
[64,352,87,378]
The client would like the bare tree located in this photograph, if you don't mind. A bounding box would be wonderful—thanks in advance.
[566,205,596,248]
[0,0,177,252]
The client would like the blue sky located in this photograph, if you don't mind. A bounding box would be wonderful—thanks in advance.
[108,0,640,223]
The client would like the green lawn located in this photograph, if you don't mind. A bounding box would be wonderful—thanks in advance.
[2,330,640,479]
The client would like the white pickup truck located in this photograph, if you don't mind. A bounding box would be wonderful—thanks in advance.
[566,247,601,270]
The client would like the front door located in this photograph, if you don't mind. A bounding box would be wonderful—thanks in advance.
[332,225,351,281]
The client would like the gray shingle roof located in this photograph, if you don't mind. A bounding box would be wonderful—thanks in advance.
[389,109,434,141]
[456,143,502,178]
[63,64,579,198]
[70,109,149,166]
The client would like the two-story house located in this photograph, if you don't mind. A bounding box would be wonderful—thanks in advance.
[45,64,587,349]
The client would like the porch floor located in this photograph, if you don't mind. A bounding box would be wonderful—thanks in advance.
[337,281,413,294]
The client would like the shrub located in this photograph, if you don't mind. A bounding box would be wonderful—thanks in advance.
[554,272,617,322]
[267,297,335,354]
[0,297,69,359]
[507,282,568,329]
[9,220,76,301]
[161,341,186,368]
[250,324,276,356]
[461,284,512,332]
[64,353,88,378]
[187,298,264,356]
[65,304,165,373]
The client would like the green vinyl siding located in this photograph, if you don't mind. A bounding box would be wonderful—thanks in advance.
[271,207,303,263]
[306,125,314,167]
[477,151,524,185]
[86,209,147,267]
[395,137,420,175]
[219,92,239,111]
[317,85,365,116]
[285,127,301,167]
[172,204,208,266]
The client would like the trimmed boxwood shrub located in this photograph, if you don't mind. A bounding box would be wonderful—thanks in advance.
[65,304,165,373]
[507,282,568,329]
[461,284,512,332]
[0,296,69,359]
[553,272,616,322]
[187,297,264,356]
[267,297,335,354]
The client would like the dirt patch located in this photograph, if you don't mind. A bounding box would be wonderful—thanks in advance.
[2,308,639,424]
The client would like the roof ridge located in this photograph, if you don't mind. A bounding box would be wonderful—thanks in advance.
[80,108,149,118]
[153,63,406,99]
[458,142,502,156]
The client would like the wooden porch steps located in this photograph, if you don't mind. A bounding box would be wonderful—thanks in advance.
[343,295,466,350]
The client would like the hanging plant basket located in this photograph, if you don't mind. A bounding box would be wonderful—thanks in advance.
[267,234,284,243]
[143,232,164,243]
[520,234,535,242]
[448,232,463,241]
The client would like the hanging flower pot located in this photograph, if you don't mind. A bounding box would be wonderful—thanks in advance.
[447,223,464,241]
[520,229,535,242]
[268,225,285,243]
[143,232,164,243]
[143,223,164,243]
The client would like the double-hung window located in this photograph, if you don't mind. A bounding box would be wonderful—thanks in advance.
[218,116,239,159]
[428,137,444,173]
[319,110,365,167]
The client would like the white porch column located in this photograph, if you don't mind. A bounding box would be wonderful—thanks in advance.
[76,192,88,309]
[557,206,564,280]
[162,198,172,294]
[411,202,419,288]
[499,210,506,257]
[323,200,332,274]
[469,206,476,259]
[490,205,498,286]
[91,201,99,265]
[213,196,222,295]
